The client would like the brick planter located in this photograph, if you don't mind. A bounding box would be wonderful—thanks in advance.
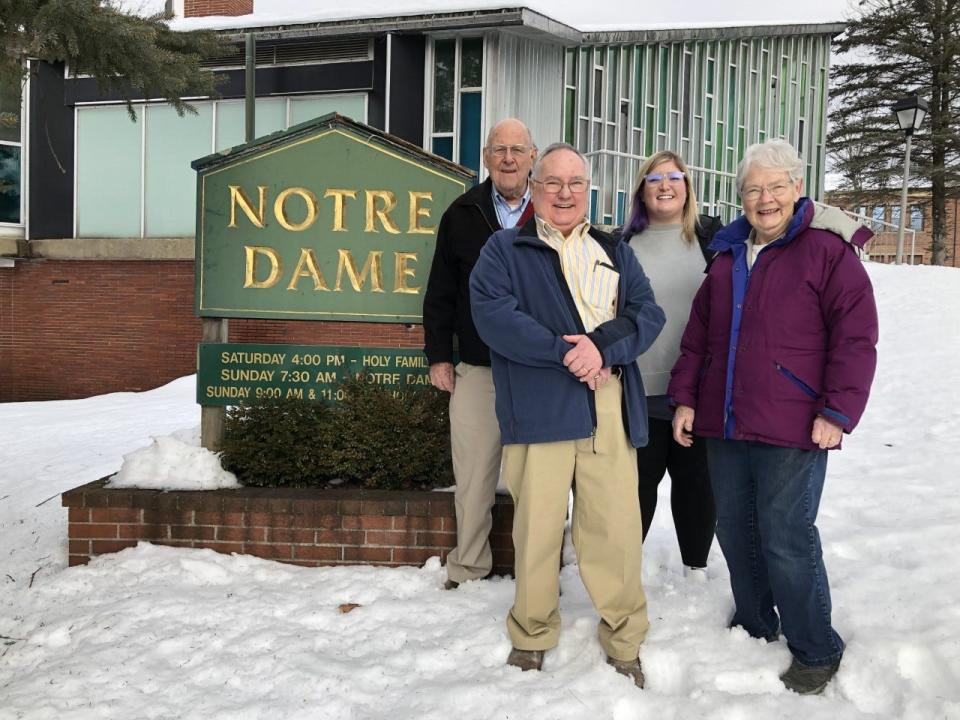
[62,480,515,575]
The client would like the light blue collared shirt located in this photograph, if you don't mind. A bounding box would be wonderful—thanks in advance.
[492,183,532,229]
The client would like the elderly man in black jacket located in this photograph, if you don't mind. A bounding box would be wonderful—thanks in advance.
[423,118,537,590]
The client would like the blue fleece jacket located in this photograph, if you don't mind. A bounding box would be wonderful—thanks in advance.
[469,217,665,447]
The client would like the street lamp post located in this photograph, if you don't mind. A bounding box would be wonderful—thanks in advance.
[891,94,929,265]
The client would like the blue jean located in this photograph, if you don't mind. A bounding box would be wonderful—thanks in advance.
[705,439,844,667]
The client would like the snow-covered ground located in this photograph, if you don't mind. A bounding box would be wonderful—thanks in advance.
[1,262,959,719]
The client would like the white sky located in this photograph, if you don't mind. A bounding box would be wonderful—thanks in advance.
[2,262,960,718]
[122,0,859,31]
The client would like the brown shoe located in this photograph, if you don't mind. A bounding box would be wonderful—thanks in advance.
[443,579,459,590]
[506,648,544,671]
[606,656,644,688]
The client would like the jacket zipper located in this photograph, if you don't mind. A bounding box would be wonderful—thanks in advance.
[775,362,819,399]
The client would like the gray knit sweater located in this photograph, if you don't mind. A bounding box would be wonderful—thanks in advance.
[628,224,706,409]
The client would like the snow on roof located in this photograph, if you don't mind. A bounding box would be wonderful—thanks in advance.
[116,0,856,34]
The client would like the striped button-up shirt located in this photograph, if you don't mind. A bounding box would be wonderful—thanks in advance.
[536,217,619,332]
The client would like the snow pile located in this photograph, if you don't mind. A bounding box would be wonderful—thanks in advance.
[107,427,240,490]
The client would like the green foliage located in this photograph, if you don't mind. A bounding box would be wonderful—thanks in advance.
[221,375,453,490]
[828,0,960,264]
[1,0,227,118]
[220,397,338,488]
[329,374,453,490]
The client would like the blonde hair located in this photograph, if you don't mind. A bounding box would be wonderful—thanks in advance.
[624,150,700,243]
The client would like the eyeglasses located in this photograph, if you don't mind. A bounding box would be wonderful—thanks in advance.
[742,181,795,201]
[486,144,533,158]
[532,178,590,194]
[644,171,685,185]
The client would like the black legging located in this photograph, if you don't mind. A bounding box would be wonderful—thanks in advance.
[637,417,716,568]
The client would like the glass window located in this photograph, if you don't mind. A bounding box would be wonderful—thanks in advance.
[565,48,577,85]
[871,206,885,230]
[290,95,364,125]
[459,92,481,174]
[658,48,668,132]
[0,145,20,224]
[432,136,453,161]
[910,206,923,230]
[579,49,590,117]
[608,49,619,118]
[144,103,213,237]
[215,98,286,151]
[0,76,20,143]
[433,40,455,133]
[593,67,603,118]
[564,89,575,144]
[0,74,22,224]
[890,205,901,226]
[76,106,143,237]
[429,37,482,173]
[634,49,644,127]
[461,37,483,88]
[76,93,365,238]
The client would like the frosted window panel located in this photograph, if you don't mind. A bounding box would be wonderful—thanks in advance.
[145,103,213,237]
[215,98,286,151]
[289,95,365,125]
[76,106,142,237]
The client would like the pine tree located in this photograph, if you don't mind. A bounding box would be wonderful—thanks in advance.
[829,0,960,265]
[0,0,226,123]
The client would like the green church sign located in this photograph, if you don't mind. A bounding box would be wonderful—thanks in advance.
[192,114,471,322]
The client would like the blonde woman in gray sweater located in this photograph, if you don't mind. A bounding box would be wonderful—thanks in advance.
[623,151,722,578]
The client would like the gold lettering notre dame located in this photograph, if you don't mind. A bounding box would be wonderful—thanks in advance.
[287,249,330,291]
[335,249,385,292]
[274,188,319,232]
[243,246,282,288]
[364,191,401,234]
[229,185,268,228]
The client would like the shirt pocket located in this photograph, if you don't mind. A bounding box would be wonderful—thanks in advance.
[583,262,620,319]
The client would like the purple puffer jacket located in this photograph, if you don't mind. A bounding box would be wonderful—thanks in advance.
[668,199,878,451]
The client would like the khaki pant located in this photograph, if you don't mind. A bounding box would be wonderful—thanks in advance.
[503,375,648,661]
[445,363,503,583]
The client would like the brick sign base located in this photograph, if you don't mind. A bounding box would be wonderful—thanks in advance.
[62,480,515,575]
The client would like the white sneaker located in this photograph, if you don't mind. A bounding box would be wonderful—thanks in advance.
[683,565,708,582]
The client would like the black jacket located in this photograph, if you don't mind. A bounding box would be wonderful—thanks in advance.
[695,214,723,268]
[423,177,506,367]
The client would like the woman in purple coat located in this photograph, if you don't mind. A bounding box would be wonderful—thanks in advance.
[668,139,878,696]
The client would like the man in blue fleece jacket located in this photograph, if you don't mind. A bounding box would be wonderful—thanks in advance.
[469,143,665,687]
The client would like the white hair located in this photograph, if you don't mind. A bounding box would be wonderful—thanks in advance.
[484,118,534,149]
[532,142,591,180]
[736,139,804,193]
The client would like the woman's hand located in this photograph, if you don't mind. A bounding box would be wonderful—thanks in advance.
[672,405,696,447]
[811,416,842,449]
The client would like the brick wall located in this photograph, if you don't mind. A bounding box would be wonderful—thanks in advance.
[63,480,515,575]
[826,193,960,267]
[184,0,252,17]
[0,259,425,401]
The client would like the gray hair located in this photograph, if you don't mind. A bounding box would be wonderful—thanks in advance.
[532,142,591,181]
[735,139,804,193]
